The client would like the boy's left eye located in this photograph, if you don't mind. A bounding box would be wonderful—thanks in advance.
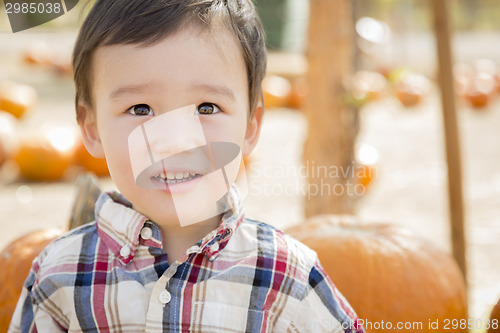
[197,103,221,115]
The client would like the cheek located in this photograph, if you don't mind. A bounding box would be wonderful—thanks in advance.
[98,126,124,153]
[96,122,133,169]
[201,115,247,145]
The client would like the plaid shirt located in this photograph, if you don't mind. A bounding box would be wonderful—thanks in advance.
[9,186,364,333]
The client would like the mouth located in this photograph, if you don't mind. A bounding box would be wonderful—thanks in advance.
[151,171,202,185]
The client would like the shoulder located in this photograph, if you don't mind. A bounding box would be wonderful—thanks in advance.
[240,217,317,255]
[33,222,99,279]
[235,218,319,277]
[237,220,364,331]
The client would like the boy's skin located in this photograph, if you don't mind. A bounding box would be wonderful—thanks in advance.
[79,25,263,263]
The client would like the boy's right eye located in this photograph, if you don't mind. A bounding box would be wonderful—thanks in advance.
[126,104,154,116]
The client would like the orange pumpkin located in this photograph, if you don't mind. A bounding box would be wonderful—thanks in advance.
[74,137,109,177]
[355,163,375,190]
[464,90,490,109]
[463,73,495,109]
[488,298,500,333]
[352,70,388,102]
[0,229,63,331]
[23,41,53,66]
[14,125,78,181]
[0,82,38,119]
[0,138,5,167]
[286,215,467,333]
[495,73,500,94]
[0,111,18,167]
[262,75,292,109]
[395,88,423,108]
[392,70,430,108]
[355,144,378,192]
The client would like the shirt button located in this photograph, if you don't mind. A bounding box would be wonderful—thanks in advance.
[120,245,131,258]
[159,290,171,304]
[140,227,153,240]
[209,242,219,252]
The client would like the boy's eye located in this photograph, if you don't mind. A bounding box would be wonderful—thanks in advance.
[197,103,221,115]
[127,104,154,116]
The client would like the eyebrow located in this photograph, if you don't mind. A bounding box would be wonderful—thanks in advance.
[191,83,236,101]
[110,83,158,101]
[109,82,236,101]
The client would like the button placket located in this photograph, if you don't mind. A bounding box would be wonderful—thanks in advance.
[148,260,181,311]
[159,290,171,304]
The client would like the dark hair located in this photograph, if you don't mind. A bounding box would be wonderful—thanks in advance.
[72,0,267,122]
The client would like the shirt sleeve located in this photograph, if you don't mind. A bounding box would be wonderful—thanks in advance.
[289,260,365,333]
[8,258,67,333]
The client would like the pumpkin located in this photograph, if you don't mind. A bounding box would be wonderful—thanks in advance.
[0,82,38,119]
[0,229,64,331]
[463,73,495,109]
[355,144,378,191]
[495,73,500,94]
[355,163,375,190]
[488,298,500,333]
[23,41,53,66]
[14,125,78,181]
[262,75,292,109]
[391,70,430,108]
[0,136,5,167]
[74,137,109,177]
[0,111,19,167]
[464,90,490,109]
[352,70,387,102]
[395,88,422,108]
[286,215,467,333]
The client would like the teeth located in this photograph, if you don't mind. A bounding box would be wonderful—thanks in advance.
[154,171,199,184]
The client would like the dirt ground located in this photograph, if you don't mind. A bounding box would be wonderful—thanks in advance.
[0,30,499,325]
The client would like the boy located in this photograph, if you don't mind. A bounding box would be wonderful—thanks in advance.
[9,1,365,332]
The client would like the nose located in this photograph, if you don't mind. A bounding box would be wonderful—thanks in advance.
[143,105,206,163]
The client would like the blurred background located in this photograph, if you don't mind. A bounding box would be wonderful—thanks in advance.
[0,0,499,329]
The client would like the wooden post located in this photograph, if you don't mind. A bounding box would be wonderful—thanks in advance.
[432,0,467,283]
[303,0,356,216]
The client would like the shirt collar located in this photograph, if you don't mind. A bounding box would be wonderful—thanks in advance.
[95,184,244,265]
[196,184,244,261]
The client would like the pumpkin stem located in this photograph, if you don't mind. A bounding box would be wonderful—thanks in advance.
[68,172,102,230]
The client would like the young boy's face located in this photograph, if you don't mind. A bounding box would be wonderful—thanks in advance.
[80,25,261,227]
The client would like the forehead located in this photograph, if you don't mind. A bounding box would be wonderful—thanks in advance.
[92,25,248,104]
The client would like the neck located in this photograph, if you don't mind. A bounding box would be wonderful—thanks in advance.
[160,214,222,264]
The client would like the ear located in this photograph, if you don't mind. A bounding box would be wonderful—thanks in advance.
[242,102,263,156]
[78,103,105,158]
